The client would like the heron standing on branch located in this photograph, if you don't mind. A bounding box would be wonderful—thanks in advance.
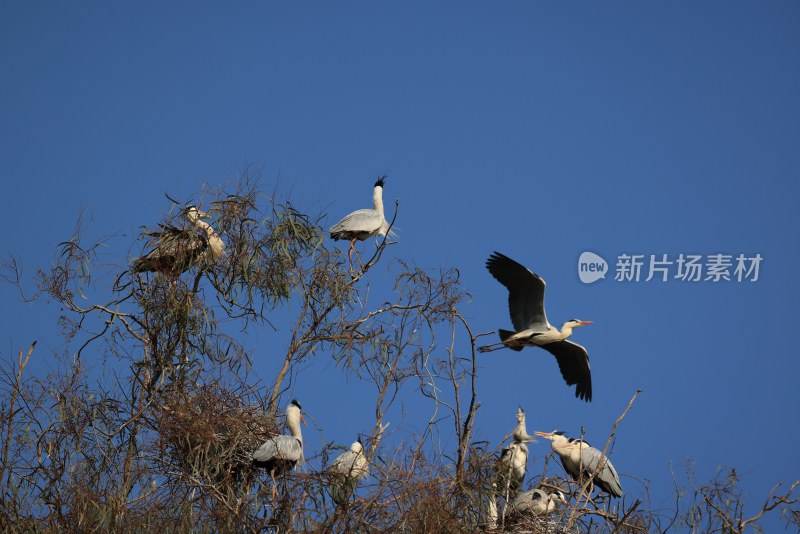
[132,206,225,275]
[329,175,396,268]
[535,430,623,498]
[479,252,593,402]
[328,437,370,506]
[497,407,536,497]
[253,400,306,498]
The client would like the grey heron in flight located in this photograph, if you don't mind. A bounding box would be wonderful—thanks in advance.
[507,486,567,518]
[329,175,395,267]
[497,407,536,497]
[253,400,306,498]
[328,437,370,506]
[132,206,225,275]
[535,430,623,498]
[479,252,593,402]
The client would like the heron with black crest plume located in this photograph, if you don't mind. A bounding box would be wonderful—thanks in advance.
[132,205,225,275]
[253,399,306,499]
[479,252,593,402]
[329,175,396,268]
[535,430,623,498]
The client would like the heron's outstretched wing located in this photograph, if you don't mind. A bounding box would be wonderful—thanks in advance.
[539,340,592,402]
[486,252,548,332]
[580,446,623,497]
[252,435,303,465]
[329,209,384,241]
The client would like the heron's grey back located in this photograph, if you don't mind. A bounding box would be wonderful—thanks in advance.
[330,209,383,235]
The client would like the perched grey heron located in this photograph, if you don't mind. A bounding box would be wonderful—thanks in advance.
[507,487,567,517]
[497,407,536,496]
[253,400,306,498]
[498,441,529,496]
[328,438,370,505]
[132,206,225,275]
[479,252,593,402]
[535,431,623,498]
[329,175,395,267]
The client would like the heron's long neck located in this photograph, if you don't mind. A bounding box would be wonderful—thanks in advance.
[192,218,217,239]
[372,185,385,215]
[286,416,303,443]
[557,324,574,340]
[286,412,303,443]
[552,440,569,456]
[513,419,531,442]
[192,218,225,258]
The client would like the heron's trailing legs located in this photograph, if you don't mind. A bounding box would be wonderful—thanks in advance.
[478,333,504,353]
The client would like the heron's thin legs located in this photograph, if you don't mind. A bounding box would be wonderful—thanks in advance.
[478,341,505,353]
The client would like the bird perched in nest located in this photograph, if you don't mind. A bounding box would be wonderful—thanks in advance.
[329,175,396,268]
[253,400,306,498]
[497,407,536,497]
[506,486,567,518]
[132,206,225,275]
[328,437,370,506]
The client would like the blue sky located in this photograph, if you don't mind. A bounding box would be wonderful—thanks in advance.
[2,1,799,526]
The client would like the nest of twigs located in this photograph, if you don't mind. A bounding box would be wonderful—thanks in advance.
[156,384,277,485]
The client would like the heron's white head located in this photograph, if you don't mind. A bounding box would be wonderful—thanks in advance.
[563,319,592,330]
[534,430,570,448]
[287,399,307,427]
[185,206,210,223]
[535,431,589,455]
[551,489,568,506]
[351,438,364,454]
[516,406,526,424]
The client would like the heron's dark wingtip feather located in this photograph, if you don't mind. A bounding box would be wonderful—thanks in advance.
[485,251,512,271]
[576,385,592,402]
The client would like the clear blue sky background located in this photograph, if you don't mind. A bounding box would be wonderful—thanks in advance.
[2,1,799,527]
